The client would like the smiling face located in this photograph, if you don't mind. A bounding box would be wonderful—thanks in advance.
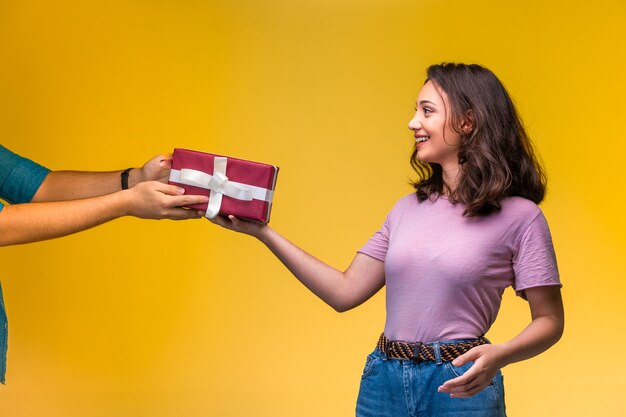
[408,80,462,172]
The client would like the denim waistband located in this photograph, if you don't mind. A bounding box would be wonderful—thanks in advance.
[376,333,489,363]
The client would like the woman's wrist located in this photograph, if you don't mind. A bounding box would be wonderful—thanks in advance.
[490,343,513,368]
[256,224,273,244]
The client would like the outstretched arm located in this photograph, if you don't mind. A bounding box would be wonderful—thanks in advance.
[438,285,564,398]
[31,154,172,202]
[210,215,385,312]
[0,181,208,246]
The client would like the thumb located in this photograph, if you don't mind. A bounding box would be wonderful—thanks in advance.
[158,154,173,168]
[452,346,482,367]
[228,215,243,227]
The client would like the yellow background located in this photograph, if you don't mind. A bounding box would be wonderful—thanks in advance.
[1,1,624,416]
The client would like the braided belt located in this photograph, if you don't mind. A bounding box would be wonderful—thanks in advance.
[377,333,488,362]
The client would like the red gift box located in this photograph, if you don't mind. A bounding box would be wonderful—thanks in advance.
[168,148,279,223]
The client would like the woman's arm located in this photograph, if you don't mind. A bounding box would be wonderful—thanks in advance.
[438,285,564,398]
[31,154,172,202]
[210,215,386,312]
[0,181,208,246]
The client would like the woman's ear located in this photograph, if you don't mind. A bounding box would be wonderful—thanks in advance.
[461,110,475,133]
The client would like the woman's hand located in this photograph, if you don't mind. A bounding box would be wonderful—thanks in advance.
[438,344,508,398]
[208,214,267,240]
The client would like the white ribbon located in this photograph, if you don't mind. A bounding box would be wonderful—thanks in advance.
[169,156,274,219]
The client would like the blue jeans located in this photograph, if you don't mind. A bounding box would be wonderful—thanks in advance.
[356,345,506,417]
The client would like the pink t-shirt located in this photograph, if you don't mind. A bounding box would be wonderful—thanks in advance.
[359,194,561,343]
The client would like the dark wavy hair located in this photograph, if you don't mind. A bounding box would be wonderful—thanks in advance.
[410,63,546,216]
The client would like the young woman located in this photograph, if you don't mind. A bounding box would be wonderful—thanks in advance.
[210,63,564,417]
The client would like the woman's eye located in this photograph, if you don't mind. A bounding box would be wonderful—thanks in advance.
[423,107,432,115]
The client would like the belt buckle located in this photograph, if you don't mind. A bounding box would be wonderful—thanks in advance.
[410,342,423,363]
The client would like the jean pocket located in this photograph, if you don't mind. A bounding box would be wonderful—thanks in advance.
[443,361,501,388]
[361,351,380,380]
[443,360,474,379]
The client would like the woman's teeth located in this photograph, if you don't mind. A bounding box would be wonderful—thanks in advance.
[415,136,430,143]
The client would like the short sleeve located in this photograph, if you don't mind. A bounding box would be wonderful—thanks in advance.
[0,145,50,211]
[512,211,561,299]
[358,214,390,262]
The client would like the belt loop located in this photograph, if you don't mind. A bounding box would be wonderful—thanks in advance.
[411,342,422,363]
[382,339,389,360]
[432,342,442,365]
[379,333,389,360]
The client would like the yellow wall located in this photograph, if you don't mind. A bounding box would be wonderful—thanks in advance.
[1,1,624,416]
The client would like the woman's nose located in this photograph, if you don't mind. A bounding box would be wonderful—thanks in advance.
[408,113,421,130]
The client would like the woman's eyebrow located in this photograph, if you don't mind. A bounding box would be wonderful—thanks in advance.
[418,100,437,107]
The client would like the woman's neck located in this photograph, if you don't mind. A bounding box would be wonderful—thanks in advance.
[441,164,461,195]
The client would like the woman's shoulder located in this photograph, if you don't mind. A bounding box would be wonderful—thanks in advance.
[502,196,540,209]
[499,196,544,222]
[386,192,450,218]
[383,193,419,218]
[396,192,420,205]
[391,192,433,211]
